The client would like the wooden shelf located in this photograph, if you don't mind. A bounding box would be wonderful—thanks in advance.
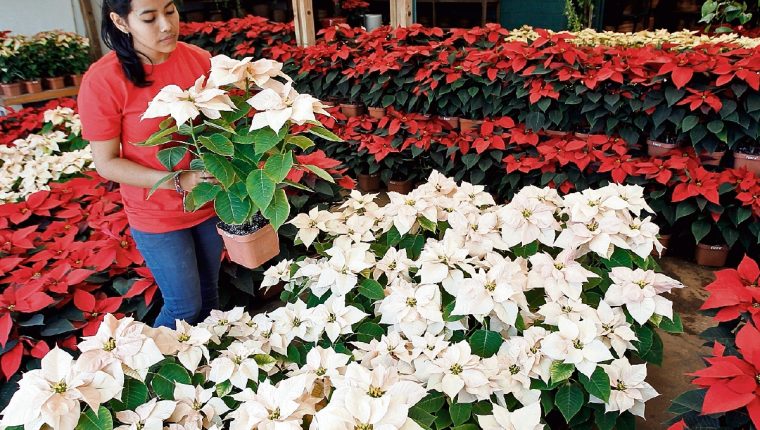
[0,86,80,107]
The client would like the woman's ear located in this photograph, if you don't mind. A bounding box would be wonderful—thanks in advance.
[110,11,130,34]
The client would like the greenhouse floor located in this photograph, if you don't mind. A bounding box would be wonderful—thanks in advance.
[639,257,716,429]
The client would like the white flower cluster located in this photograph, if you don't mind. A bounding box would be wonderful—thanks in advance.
[1,172,679,430]
[0,107,89,203]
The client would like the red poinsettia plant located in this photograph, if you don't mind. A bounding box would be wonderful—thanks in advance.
[667,255,760,429]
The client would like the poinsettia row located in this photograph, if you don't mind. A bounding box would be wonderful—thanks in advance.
[181,19,760,154]
[666,255,760,429]
[0,97,77,146]
[0,105,91,203]
[178,15,296,61]
[316,108,760,254]
[0,172,158,384]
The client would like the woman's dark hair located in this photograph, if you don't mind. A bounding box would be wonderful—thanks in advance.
[101,0,152,87]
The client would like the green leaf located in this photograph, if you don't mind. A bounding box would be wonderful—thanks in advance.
[706,120,724,134]
[262,189,290,231]
[594,408,619,430]
[215,190,251,225]
[246,170,276,211]
[199,133,234,156]
[75,406,113,430]
[147,171,178,199]
[579,367,611,403]
[304,164,336,183]
[675,201,697,221]
[691,219,712,244]
[264,151,294,183]
[555,384,584,422]
[415,391,445,413]
[40,318,77,336]
[681,115,699,132]
[151,363,191,400]
[359,278,386,301]
[186,182,221,209]
[308,125,342,142]
[202,153,236,188]
[356,321,384,342]
[450,402,472,426]
[408,405,437,427]
[550,361,575,384]
[286,135,315,150]
[157,146,188,170]
[659,314,684,333]
[253,127,286,154]
[141,124,178,146]
[215,380,233,397]
[603,248,633,269]
[108,377,148,412]
[468,330,503,358]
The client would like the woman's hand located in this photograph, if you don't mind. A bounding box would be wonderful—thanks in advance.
[179,170,219,192]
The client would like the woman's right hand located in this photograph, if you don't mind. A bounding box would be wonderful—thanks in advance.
[179,170,219,192]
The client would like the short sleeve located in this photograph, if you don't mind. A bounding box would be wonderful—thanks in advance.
[78,65,124,142]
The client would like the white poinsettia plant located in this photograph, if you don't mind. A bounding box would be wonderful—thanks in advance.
[1,171,682,430]
[138,54,344,230]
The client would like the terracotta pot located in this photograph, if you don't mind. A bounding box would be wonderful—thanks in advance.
[340,103,365,118]
[217,224,280,269]
[734,152,760,176]
[439,116,460,130]
[44,76,66,90]
[459,118,483,132]
[320,17,347,28]
[545,129,569,137]
[652,234,670,257]
[23,80,42,93]
[573,132,591,139]
[1,82,23,97]
[694,243,730,267]
[367,106,386,119]
[68,74,84,87]
[647,139,679,157]
[357,173,381,192]
[700,150,725,167]
[387,178,414,194]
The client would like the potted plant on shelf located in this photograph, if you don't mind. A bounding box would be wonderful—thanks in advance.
[140,55,346,269]
[65,34,91,87]
[17,39,43,93]
[36,32,66,90]
[733,138,760,175]
[0,34,25,97]
[691,214,734,267]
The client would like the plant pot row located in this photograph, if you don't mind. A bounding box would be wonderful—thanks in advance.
[645,139,760,174]
[356,173,415,194]
[653,233,731,267]
[0,74,83,97]
[339,104,478,132]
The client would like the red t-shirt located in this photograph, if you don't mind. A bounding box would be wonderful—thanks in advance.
[79,42,216,233]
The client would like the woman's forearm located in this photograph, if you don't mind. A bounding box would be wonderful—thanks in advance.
[94,157,177,191]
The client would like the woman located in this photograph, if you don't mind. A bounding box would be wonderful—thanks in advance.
[78,0,222,329]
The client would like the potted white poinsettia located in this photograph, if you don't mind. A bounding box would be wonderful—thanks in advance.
[139,54,344,269]
[2,172,684,430]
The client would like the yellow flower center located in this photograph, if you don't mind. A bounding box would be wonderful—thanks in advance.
[178,333,191,342]
[484,281,496,292]
[268,407,281,420]
[292,317,302,327]
[233,355,243,365]
[586,221,599,232]
[573,339,584,349]
[328,313,337,323]
[406,297,418,307]
[509,364,520,375]
[355,423,374,430]
[388,261,397,270]
[615,381,627,391]
[52,380,67,394]
[192,400,202,410]
[450,363,463,375]
[218,319,229,326]
[554,263,565,270]
[316,367,326,376]
[367,385,385,398]
[103,337,116,352]
[521,209,533,219]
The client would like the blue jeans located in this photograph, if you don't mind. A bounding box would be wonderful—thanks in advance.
[130,217,223,329]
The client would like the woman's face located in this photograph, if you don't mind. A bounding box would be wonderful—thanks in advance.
[111,0,180,64]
